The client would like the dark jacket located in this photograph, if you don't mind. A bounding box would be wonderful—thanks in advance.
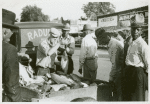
[2,42,22,102]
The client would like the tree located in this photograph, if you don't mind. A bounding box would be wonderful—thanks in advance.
[82,2,116,20]
[20,5,50,22]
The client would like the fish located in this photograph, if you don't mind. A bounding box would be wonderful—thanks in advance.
[50,84,67,91]
[61,51,69,74]
[50,73,74,85]
[69,74,81,82]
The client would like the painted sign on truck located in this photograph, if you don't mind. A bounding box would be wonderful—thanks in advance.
[21,29,50,47]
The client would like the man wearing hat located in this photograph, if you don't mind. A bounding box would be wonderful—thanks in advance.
[2,28,22,102]
[2,28,40,102]
[123,14,149,101]
[56,23,75,74]
[36,28,61,76]
[78,24,99,82]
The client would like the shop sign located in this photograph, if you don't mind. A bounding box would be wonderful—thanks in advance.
[98,16,118,27]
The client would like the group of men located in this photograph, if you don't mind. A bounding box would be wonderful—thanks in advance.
[2,13,149,101]
[78,13,149,101]
[97,14,149,101]
[36,23,75,75]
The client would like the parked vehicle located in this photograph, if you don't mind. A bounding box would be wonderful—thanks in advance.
[15,22,64,69]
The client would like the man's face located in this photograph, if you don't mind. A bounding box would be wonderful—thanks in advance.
[3,29,13,43]
[131,28,141,40]
[83,30,91,35]
[62,30,69,37]
[49,34,58,46]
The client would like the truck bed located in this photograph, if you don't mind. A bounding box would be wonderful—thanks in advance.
[32,85,97,102]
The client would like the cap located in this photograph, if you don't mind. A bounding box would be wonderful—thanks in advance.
[50,28,61,37]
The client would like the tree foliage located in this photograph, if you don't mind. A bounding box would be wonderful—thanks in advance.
[82,2,116,20]
[20,5,50,22]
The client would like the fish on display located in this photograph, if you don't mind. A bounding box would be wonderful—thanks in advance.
[50,73,74,85]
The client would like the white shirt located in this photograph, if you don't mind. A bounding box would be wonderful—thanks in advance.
[79,33,98,69]
[126,36,149,73]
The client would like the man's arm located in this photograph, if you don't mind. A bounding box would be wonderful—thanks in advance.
[79,39,87,69]
[38,41,60,56]
[141,43,149,73]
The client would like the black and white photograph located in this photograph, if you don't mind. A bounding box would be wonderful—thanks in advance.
[1,0,149,102]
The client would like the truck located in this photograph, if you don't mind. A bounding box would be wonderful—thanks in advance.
[97,5,148,45]
[2,8,113,102]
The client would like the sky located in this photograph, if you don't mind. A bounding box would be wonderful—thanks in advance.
[0,0,149,21]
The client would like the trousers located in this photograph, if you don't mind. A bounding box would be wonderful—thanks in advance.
[83,58,98,81]
[122,66,148,101]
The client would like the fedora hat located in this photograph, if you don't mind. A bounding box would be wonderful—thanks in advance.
[129,13,147,28]
[50,28,61,37]
[82,24,94,31]
[63,23,70,30]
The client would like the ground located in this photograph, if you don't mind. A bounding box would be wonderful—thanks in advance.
[72,47,112,82]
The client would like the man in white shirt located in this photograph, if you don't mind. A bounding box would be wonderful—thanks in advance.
[79,24,99,82]
[123,14,149,101]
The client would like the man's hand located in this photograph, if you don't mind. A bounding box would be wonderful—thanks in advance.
[58,47,65,54]
[78,69,82,74]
